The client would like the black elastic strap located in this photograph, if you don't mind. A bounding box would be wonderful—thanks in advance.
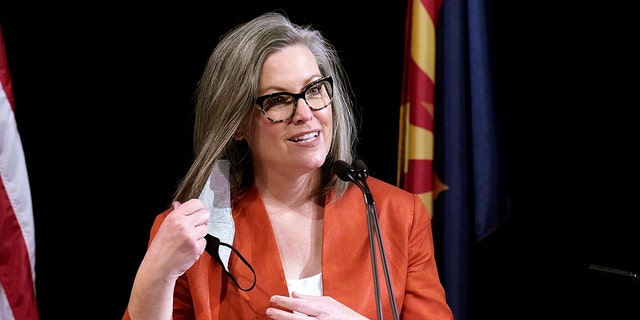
[204,234,256,291]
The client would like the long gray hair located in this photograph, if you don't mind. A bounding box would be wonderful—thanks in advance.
[173,11,358,204]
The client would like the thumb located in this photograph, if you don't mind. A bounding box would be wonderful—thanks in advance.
[172,200,182,210]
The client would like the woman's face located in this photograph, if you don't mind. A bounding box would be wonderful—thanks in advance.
[247,44,333,178]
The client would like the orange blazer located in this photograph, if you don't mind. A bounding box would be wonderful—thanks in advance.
[123,177,453,319]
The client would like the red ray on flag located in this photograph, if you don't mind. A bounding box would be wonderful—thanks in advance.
[397,0,445,217]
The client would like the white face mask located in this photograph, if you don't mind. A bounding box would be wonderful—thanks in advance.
[200,160,256,292]
[199,160,234,268]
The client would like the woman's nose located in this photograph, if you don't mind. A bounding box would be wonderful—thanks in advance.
[292,98,313,123]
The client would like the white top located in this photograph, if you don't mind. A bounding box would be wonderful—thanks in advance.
[286,272,323,297]
[286,273,323,315]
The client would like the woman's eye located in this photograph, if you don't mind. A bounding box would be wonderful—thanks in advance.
[265,95,291,108]
[308,84,322,96]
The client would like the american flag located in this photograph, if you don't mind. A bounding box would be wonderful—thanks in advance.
[0,23,40,320]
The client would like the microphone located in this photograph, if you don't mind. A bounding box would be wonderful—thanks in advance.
[333,159,373,206]
[332,159,399,320]
[333,160,357,182]
[352,159,368,180]
[335,158,368,182]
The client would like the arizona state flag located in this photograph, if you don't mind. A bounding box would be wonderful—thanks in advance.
[398,1,511,319]
[397,0,444,218]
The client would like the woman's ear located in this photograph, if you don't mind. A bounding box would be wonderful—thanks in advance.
[234,128,247,140]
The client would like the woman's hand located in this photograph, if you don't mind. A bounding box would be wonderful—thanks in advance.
[127,199,210,320]
[141,199,211,280]
[266,292,369,320]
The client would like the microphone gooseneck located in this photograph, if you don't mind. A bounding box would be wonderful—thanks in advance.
[332,159,399,320]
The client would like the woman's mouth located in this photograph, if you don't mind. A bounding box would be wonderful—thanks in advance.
[289,132,319,142]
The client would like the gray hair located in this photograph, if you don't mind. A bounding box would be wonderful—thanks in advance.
[173,11,358,203]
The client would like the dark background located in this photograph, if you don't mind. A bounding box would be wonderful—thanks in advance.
[1,2,639,319]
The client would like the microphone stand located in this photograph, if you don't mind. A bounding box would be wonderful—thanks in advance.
[334,160,399,320]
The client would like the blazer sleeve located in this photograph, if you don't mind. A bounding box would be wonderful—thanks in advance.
[402,193,453,319]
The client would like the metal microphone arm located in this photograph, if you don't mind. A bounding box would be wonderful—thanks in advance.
[333,160,399,320]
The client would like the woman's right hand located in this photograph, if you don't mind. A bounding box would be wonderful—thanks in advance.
[127,199,211,320]
[141,199,211,280]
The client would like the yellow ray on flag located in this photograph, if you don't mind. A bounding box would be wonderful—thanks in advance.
[397,0,443,218]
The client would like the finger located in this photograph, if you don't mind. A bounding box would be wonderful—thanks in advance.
[270,295,314,316]
[195,223,209,239]
[266,307,306,319]
[173,199,205,214]
[173,200,210,224]
[184,206,210,224]
[196,236,207,254]
[290,291,324,303]
[290,291,309,299]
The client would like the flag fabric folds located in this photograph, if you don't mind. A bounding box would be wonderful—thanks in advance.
[398,0,511,319]
[397,0,444,218]
[0,24,40,320]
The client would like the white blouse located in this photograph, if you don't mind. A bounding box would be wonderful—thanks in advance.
[286,272,323,296]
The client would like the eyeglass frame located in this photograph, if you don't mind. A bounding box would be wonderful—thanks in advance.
[255,76,333,123]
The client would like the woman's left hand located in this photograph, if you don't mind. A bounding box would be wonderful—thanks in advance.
[266,292,369,320]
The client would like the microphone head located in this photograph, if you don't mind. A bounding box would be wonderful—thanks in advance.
[332,160,355,182]
[352,159,368,179]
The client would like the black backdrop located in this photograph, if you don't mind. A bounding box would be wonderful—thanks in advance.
[1,2,639,319]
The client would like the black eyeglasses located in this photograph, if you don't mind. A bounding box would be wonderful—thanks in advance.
[255,76,333,123]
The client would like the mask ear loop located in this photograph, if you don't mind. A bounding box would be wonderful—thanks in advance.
[204,234,256,291]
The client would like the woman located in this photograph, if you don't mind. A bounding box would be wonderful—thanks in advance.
[123,11,453,320]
